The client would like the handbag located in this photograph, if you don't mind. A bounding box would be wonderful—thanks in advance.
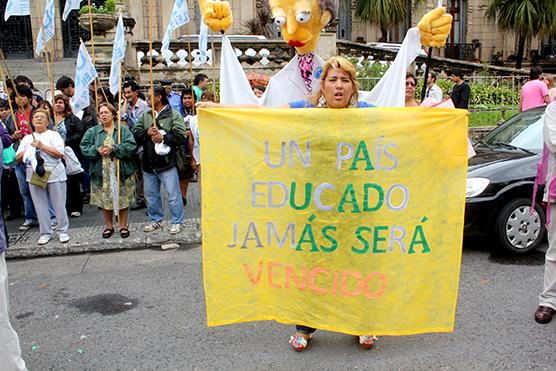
[30,171,51,189]
[2,145,16,166]
[63,146,84,176]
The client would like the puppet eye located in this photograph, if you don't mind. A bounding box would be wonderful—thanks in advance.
[296,11,311,23]
[273,16,286,26]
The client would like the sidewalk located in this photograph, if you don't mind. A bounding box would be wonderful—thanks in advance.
[5,182,202,259]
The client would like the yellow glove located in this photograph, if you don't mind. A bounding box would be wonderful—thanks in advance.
[417,7,453,48]
[200,0,233,33]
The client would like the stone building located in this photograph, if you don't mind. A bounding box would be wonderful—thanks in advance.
[0,0,554,64]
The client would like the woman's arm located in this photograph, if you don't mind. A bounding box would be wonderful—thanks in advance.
[80,127,101,160]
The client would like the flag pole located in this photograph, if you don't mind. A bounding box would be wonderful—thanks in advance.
[87,0,99,108]
[187,21,195,114]
[149,0,156,128]
[116,70,121,194]
[210,30,217,101]
[0,59,18,130]
[35,0,55,103]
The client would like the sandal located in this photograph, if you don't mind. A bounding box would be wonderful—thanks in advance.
[102,228,114,239]
[358,335,377,350]
[119,227,130,239]
[289,333,312,352]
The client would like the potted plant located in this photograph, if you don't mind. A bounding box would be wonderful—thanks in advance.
[79,0,117,37]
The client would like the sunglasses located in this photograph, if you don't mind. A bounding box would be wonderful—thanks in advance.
[406,82,416,87]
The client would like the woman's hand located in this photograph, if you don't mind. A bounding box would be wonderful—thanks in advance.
[98,145,111,156]
[31,140,44,149]
[196,101,220,109]
[12,130,22,140]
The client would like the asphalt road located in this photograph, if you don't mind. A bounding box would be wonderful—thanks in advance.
[5,241,555,370]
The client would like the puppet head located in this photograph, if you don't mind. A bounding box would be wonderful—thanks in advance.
[268,0,338,55]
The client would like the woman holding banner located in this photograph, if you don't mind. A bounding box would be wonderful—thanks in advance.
[80,103,136,239]
[198,56,377,351]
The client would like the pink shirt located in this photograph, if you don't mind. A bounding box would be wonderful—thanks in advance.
[521,79,548,111]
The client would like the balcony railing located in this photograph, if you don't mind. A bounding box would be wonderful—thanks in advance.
[444,43,476,62]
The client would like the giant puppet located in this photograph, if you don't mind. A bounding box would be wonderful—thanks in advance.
[197,0,452,107]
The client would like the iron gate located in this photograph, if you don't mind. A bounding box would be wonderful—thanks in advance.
[0,0,33,59]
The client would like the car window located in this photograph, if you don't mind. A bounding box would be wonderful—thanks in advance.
[481,109,545,152]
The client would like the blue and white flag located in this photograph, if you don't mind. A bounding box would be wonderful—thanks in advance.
[109,14,126,96]
[4,0,30,21]
[199,20,209,64]
[72,41,98,113]
[35,0,55,56]
[161,0,190,53]
[62,0,81,21]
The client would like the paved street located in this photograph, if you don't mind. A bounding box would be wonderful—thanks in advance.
[4,240,556,370]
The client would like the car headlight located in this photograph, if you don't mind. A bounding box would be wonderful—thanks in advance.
[466,177,490,198]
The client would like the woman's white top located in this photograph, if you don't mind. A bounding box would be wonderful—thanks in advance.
[16,130,66,183]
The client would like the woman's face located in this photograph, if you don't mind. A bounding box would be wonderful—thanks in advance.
[321,68,355,108]
[32,112,49,132]
[98,106,114,125]
[54,99,65,114]
[405,77,416,101]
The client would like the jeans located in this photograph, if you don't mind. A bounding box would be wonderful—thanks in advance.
[14,164,36,223]
[143,167,184,225]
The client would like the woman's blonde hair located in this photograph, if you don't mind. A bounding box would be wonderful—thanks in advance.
[544,74,555,89]
[309,56,359,107]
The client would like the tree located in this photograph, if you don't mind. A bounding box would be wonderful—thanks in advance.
[356,0,405,42]
[356,0,424,42]
[486,0,556,69]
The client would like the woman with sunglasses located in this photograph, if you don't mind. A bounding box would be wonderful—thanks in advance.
[405,72,419,107]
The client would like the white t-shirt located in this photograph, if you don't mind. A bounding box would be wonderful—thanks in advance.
[189,116,200,165]
[16,130,66,183]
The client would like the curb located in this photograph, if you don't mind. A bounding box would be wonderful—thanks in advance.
[6,218,202,259]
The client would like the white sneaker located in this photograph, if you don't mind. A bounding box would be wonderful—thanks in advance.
[38,235,53,245]
[19,221,36,231]
[58,233,70,243]
[70,211,81,218]
[143,222,163,233]
[168,224,182,235]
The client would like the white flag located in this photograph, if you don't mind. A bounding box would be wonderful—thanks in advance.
[109,14,126,96]
[72,41,98,113]
[161,0,190,53]
[199,20,209,64]
[4,0,30,21]
[62,0,81,21]
[35,0,55,56]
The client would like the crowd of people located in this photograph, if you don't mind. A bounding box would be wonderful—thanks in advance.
[0,73,214,246]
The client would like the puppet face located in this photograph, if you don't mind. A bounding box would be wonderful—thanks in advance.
[269,0,331,55]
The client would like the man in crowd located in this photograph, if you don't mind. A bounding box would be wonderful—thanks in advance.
[520,66,550,112]
[5,86,37,231]
[160,80,181,111]
[121,80,148,128]
[56,76,97,129]
[193,73,209,102]
[121,80,149,210]
[448,68,470,109]
[425,71,443,102]
[133,86,186,235]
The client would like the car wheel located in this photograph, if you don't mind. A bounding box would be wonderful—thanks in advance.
[494,198,546,254]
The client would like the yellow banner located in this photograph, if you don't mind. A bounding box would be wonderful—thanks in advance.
[199,108,468,336]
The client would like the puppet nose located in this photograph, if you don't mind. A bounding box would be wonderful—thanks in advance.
[286,13,298,35]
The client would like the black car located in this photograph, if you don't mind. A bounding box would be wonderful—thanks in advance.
[465,106,546,253]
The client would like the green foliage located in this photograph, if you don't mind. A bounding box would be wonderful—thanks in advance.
[80,0,116,15]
